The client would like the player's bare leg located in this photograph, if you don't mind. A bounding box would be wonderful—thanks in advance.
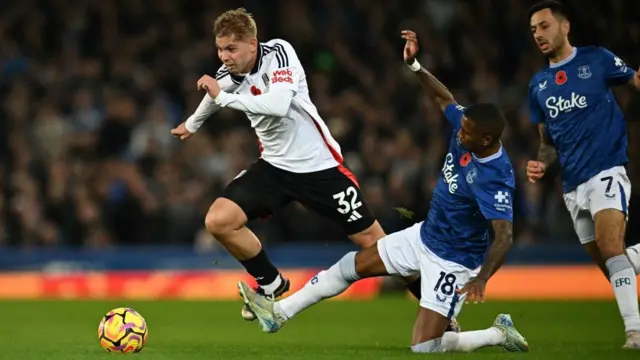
[205,198,289,318]
[238,245,388,332]
[239,243,462,335]
[238,241,524,352]
[347,220,385,248]
[348,221,461,331]
[205,198,260,260]
[411,307,451,347]
[583,241,610,277]
[594,209,640,348]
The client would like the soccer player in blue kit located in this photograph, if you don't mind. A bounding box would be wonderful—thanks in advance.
[526,1,640,349]
[236,30,529,354]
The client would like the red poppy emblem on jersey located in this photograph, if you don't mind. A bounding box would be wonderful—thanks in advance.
[555,70,567,85]
[250,85,262,96]
[460,152,471,167]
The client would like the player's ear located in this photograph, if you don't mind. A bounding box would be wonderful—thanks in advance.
[249,38,258,52]
[482,135,493,147]
[561,19,570,36]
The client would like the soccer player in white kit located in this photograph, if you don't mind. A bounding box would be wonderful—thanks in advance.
[170,8,453,328]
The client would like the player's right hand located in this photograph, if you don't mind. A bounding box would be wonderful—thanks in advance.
[171,122,193,140]
[526,160,546,183]
[401,30,419,63]
[457,277,486,304]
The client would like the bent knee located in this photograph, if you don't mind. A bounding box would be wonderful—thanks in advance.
[354,245,388,277]
[204,198,247,236]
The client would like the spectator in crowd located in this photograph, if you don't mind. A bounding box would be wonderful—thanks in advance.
[0,0,638,248]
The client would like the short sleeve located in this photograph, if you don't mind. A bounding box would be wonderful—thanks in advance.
[475,179,514,222]
[443,103,465,128]
[267,40,303,93]
[598,47,635,86]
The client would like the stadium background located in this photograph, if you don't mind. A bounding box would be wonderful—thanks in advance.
[1,0,640,300]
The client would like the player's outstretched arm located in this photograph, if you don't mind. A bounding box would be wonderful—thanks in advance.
[457,219,513,303]
[172,67,234,140]
[214,86,294,117]
[401,30,455,112]
[197,74,294,118]
[171,93,220,140]
[185,93,220,132]
[480,220,513,280]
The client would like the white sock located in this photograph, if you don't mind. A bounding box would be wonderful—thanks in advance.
[626,244,640,275]
[607,255,640,332]
[276,252,360,319]
[440,328,505,352]
[411,338,443,353]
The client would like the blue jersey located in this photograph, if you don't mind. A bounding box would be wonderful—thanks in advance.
[421,104,516,270]
[528,46,635,193]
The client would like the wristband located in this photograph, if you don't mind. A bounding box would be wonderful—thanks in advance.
[407,58,421,72]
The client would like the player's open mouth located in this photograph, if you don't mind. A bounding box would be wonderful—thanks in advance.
[538,41,549,51]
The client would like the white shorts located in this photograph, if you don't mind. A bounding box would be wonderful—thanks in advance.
[377,222,480,319]
[563,166,631,244]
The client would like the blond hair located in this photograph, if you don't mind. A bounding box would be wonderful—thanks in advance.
[213,8,257,40]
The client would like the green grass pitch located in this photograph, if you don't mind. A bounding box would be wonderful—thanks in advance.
[2,298,638,359]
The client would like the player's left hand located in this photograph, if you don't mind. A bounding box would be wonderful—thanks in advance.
[401,30,419,63]
[197,75,221,98]
[457,277,486,304]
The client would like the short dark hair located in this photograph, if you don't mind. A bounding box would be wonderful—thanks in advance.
[464,103,506,144]
[528,0,568,21]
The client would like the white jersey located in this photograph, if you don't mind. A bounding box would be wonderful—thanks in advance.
[185,39,342,173]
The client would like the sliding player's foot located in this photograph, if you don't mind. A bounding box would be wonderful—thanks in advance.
[241,276,290,321]
[623,330,640,349]
[238,281,287,333]
[493,313,514,327]
[493,314,529,352]
[447,317,461,333]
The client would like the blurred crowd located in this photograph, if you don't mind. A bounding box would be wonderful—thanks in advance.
[1,0,640,249]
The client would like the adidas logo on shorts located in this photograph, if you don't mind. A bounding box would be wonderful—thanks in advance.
[347,211,363,222]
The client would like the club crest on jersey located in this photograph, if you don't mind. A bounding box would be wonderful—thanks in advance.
[460,152,471,167]
[555,70,567,85]
[577,65,592,79]
[466,167,477,184]
[442,153,459,194]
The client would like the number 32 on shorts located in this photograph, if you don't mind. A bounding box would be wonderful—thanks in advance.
[333,186,363,221]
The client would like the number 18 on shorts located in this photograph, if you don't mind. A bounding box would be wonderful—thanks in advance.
[376,223,480,318]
